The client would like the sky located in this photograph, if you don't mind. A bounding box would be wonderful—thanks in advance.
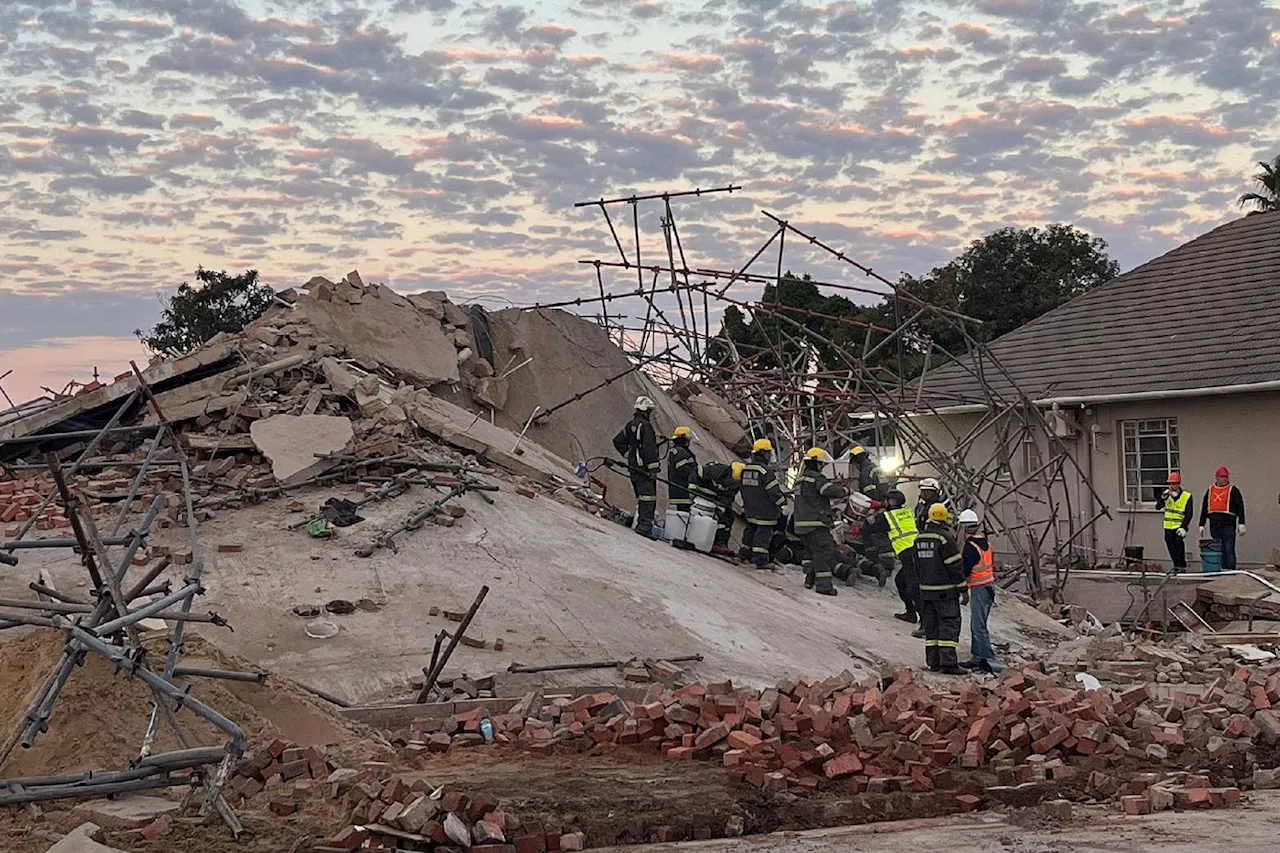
[0,0,1277,403]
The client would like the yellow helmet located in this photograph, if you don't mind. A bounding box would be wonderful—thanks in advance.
[850,444,866,456]
[752,438,773,453]
[927,502,951,523]
[672,426,693,440]
[731,462,745,481]
[804,447,830,462]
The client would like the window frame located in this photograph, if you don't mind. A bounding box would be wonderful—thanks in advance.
[1119,418,1180,506]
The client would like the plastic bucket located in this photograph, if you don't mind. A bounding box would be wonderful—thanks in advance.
[1200,541,1223,574]
[691,497,718,518]
[664,510,690,541]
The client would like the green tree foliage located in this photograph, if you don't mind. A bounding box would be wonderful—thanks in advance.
[895,224,1119,355]
[1238,155,1280,213]
[136,267,275,357]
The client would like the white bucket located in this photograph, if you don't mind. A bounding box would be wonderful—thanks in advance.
[664,510,690,541]
[691,497,718,518]
[686,513,716,552]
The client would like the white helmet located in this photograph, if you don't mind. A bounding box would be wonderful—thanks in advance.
[920,478,940,491]
[958,509,980,526]
[634,395,656,411]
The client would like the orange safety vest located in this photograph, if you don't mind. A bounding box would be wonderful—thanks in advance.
[1208,484,1234,515]
[968,542,994,588]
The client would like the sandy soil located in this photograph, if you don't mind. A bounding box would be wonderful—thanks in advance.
[0,478,1070,706]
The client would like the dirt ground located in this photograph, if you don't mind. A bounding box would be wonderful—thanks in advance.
[603,791,1280,853]
[0,480,1071,706]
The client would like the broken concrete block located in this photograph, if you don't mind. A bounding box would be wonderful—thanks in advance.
[46,823,128,853]
[444,812,472,847]
[250,415,354,486]
[408,290,448,319]
[473,377,509,411]
[320,358,360,396]
[72,796,180,830]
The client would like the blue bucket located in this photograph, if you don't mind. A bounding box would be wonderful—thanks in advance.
[1200,541,1223,574]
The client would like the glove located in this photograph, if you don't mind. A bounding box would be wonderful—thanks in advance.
[1198,526,1205,539]
[1175,527,1186,539]
[1239,524,1247,536]
[960,588,970,605]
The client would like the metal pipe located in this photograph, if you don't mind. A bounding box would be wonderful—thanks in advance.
[173,666,268,685]
[110,426,166,538]
[0,772,198,805]
[27,583,87,605]
[137,746,230,768]
[417,585,488,702]
[0,424,154,446]
[93,583,201,635]
[125,555,173,602]
[573,184,741,207]
[1,537,134,550]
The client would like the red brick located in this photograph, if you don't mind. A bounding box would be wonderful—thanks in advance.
[726,731,761,750]
[1120,795,1151,815]
[1255,710,1280,744]
[329,827,370,850]
[955,794,982,813]
[657,826,683,843]
[516,487,537,498]
[823,753,863,779]
[1175,787,1211,808]
[218,542,243,552]
[694,721,729,750]
[1250,685,1271,710]
[1,503,22,523]
[269,800,298,816]
[494,638,505,652]
[460,635,487,650]
[666,746,694,760]
[514,835,547,853]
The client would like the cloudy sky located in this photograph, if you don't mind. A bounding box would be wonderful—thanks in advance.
[0,0,1277,402]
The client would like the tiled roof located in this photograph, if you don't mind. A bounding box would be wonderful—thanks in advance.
[916,211,1280,405]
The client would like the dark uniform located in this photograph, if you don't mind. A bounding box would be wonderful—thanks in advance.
[914,521,965,673]
[688,462,737,548]
[914,491,941,528]
[851,450,882,500]
[667,440,697,512]
[793,463,850,595]
[612,410,659,536]
[739,452,784,566]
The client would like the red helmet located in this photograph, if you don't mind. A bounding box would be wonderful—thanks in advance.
[1167,472,1181,484]
[1215,466,1229,478]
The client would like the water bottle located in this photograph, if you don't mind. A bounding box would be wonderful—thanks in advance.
[479,714,494,744]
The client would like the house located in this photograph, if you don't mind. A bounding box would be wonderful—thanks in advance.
[906,210,1280,570]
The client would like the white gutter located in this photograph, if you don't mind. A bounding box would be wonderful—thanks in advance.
[917,378,1280,415]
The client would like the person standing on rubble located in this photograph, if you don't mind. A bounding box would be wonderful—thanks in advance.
[667,427,697,515]
[1156,472,1193,572]
[1199,466,1245,571]
[612,396,660,537]
[792,448,850,597]
[915,503,967,675]
[957,508,1002,674]
[688,460,742,551]
[739,439,786,568]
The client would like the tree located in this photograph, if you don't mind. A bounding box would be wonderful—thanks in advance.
[1238,155,1280,213]
[136,267,275,357]
[895,224,1119,354]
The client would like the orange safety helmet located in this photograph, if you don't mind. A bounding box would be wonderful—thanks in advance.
[1167,472,1182,485]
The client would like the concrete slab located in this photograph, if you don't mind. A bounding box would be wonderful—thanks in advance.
[71,795,179,829]
[408,395,577,484]
[250,414,355,485]
[45,823,127,853]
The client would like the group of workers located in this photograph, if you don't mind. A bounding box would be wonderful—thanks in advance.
[1156,466,1247,571]
[612,396,1001,675]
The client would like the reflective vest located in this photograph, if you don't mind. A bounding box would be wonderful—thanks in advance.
[1208,485,1234,516]
[1162,490,1191,530]
[967,542,994,588]
[886,508,919,555]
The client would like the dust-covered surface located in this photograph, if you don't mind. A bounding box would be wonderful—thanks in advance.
[0,630,380,779]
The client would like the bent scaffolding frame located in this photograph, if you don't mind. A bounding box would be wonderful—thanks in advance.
[525,186,1110,595]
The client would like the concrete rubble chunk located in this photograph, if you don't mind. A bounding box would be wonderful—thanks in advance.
[473,377,509,411]
[71,796,179,830]
[45,823,127,853]
[250,414,355,485]
[408,290,447,319]
[445,812,473,847]
[408,396,576,483]
[321,357,360,396]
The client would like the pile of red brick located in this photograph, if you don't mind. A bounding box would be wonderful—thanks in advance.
[225,739,586,852]
[387,666,1280,809]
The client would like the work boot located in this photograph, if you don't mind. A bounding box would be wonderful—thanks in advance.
[804,577,814,590]
[957,660,978,670]
[911,629,926,639]
[816,587,837,597]
[937,666,967,676]
[893,611,917,624]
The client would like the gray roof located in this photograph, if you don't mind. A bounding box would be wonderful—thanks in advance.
[917,211,1280,406]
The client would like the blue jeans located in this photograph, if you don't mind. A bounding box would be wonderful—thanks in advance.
[1212,523,1237,571]
[968,584,999,667]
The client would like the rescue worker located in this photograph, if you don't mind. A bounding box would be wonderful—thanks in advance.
[739,439,785,568]
[792,448,850,597]
[914,503,966,675]
[849,444,882,500]
[688,460,742,550]
[667,427,697,514]
[957,508,1002,674]
[612,396,660,537]
[1199,466,1245,571]
[862,490,921,633]
[1156,472,1193,571]
[914,478,944,527]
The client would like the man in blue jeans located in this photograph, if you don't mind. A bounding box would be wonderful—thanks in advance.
[958,508,1002,673]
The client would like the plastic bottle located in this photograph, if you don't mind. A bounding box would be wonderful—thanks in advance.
[479,713,494,744]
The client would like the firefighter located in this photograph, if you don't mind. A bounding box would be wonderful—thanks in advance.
[667,427,697,514]
[1156,472,1192,571]
[611,396,660,536]
[688,460,743,550]
[792,448,850,596]
[739,439,785,568]
[914,503,966,675]
[849,444,882,500]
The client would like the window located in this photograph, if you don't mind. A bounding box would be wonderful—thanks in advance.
[1121,419,1179,503]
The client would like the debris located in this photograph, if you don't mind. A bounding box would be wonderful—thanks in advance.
[250,415,355,485]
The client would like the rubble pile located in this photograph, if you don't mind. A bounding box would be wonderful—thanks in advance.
[1053,630,1272,686]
